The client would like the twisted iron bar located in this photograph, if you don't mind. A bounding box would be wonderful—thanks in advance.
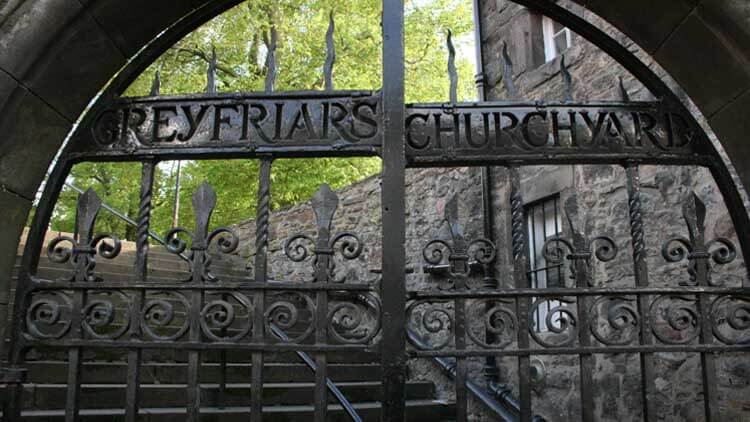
[264,26,277,94]
[447,29,458,104]
[324,12,336,91]
[501,41,517,99]
[628,175,645,263]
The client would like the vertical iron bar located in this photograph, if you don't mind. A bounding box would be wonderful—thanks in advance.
[510,166,532,421]
[381,0,406,419]
[682,194,720,421]
[252,158,272,421]
[315,291,329,422]
[564,196,594,422]
[472,0,499,385]
[625,162,657,421]
[455,291,468,421]
[126,159,156,422]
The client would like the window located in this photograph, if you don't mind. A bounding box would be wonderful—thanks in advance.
[542,16,571,62]
[526,195,563,332]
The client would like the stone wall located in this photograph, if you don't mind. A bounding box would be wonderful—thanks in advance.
[227,1,750,420]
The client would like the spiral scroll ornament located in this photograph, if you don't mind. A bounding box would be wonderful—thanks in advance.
[141,291,191,341]
[265,293,316,344]
[328,293,381,345]
[529,297,578,348]
[589,296,639,346]
[200,292,253,342]
[82,291,131,340]
[710,295,750,345]
[544,236,617,282]
[406,300,453,351]
[650,295,700,345]
[466,300,517,349]
[25,292,73,340]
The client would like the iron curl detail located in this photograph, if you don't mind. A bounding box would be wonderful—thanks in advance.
[468,238,496,265]
[422,239,453,266]
[331,232,363,260]
[406,300,453,351]
[589,296,639,346]
[650,295,700,345]
[466,299,517,349]
[283,234,315,262]
[141,291,190,341]
[200,292,253,342]
[328,293,381,345]
[45,232,122,282]
[710,295,750,345]
[82,290,131,340]
[529,297,578,348]
[25,291,73,340]
[265,293,316,344]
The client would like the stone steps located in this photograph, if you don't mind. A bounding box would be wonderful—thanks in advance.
[11,399,455,421]
[23,361,382,384]
[21,381,436,409]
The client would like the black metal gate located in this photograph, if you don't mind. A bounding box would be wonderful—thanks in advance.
[3,0,750,421]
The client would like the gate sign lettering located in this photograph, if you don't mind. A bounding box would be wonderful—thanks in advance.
[404,101,705,165]
[76,91,706,163]
[80,91,382,158]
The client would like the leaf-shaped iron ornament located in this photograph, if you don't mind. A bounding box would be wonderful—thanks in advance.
[560,55,573,102]
[543,196,617,286]
[46,188,121,282]
[324,12,336,91]
[422,194,496,289]
[283,184,363,282]
[446,29,458,104]
[163,182,239,283]
[661,192,736,286]
[264,26,278,94]
[501,40,517,99]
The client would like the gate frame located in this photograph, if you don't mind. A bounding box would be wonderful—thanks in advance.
[6,1,750,421]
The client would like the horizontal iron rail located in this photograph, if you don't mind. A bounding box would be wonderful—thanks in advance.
[411,344,750,358]
[407,286,750,299]
[28,279,376,291]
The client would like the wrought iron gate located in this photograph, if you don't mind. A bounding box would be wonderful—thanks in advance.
[3,0,750,421]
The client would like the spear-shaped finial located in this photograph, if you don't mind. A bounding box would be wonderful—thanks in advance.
[447,29,458,104]
[501,41,517,99]
[560,55,573,101]
[264,26,278,94]
[618,76,630,102]
[206,45,217,94]
[149,70,161,96]
[324,12,336,91]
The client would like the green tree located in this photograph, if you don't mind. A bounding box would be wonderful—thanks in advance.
[54,0,475,238]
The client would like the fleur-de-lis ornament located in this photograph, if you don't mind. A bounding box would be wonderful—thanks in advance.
[422,194,496,289]
[284,184,363,283]
[544,196,618,286]
[46,188,121,282]
[662,192,736,286]
[164,182,239,283]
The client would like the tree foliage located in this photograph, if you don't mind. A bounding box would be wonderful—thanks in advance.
[52,0,475,238]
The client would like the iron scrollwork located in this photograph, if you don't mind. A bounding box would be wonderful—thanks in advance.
[529,297,578,348]
[46,188,122,282]
[661,192,737,286]
[421,194,496,289]
[283,184,363,283]
[406,300,454,351]
[649,295,700,345]
[328,292,381,345]
[589,296,639,346]
[543,196,617,285]
[466,299,517,349]
[710,295,750,345]
[164,182,240,283]
[25,291,73,340]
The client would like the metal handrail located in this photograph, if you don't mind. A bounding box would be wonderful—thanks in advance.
[406,329,546,422]
[63,182,362,421]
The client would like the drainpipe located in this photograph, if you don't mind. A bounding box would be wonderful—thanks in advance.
[472,0,500,386]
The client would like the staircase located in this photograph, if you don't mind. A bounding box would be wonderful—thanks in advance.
[6,232,455,421]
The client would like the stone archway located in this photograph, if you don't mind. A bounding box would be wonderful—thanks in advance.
[0,0,748,337]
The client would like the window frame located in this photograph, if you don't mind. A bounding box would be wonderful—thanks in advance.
[542,16,572,62]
